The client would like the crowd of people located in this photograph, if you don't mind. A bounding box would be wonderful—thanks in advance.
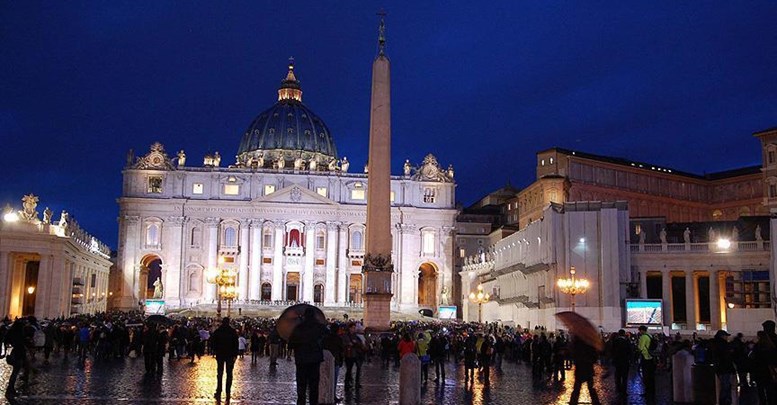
[3,310,777,405]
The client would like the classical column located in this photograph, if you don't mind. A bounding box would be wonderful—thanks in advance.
[163,216,185,307]
[302,221,316,302]
[661,268,673,326]
[0,251,11,316]
[709,270,721,330]
[325,222,339,305]
[117,215,141,309]
[238,220,250,301]
[34,254,51,318]
[685,271,697,330]
[337,225,348,304]
[399,224,418,306]
[248,219,263,301]
[640,270,648,299]
[272,220,284,301]
[204,217,220,303]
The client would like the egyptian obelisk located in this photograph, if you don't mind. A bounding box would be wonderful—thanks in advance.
[362,11,393,331]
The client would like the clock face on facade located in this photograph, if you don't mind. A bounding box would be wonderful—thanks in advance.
[421,164,437,178]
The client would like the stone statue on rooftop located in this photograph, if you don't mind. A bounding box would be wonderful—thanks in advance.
[756,225,763,241]
[43,207,52,224]
[684,227,691,244]
[732,227,739,241]
[340,157,349,172]
[660,228,667,244]
[403,159,412,176]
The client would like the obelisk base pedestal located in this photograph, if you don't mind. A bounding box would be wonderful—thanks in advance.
[363,293,392,332]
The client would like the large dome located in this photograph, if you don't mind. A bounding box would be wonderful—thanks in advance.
[237,59,338,170]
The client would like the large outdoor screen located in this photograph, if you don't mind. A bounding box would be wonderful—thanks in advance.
[625,299,663,326]
[438,306,457,320]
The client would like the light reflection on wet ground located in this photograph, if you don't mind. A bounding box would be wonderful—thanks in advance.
[0,354,675,404]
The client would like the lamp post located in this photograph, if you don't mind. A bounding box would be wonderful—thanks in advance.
[206,256,238,318]
[556,266,590,313]
[468,284,490,323]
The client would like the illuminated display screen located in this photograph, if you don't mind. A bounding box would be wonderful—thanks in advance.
[438,306,457,320]
[145,299,166,315]
[625,299,662,326]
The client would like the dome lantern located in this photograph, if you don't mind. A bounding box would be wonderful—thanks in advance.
[277,57,302,102]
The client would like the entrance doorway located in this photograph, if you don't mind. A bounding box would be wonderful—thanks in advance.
[139,255,162,301]
[286,272,300,301]
[261,283,272,301]
[418,262,437,308]
[349,274,362,304]
[314,284,324,303]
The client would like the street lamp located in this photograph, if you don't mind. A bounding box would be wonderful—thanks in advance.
[206,256,238,318]
[556,266,590,313]
[468,284,490,323]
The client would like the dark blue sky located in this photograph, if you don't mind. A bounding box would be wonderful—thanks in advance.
[2,2,776,248]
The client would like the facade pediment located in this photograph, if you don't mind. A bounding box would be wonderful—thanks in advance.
[252,184,339,206]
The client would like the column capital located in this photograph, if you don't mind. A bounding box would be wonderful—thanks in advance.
[326,221,342,232]
[166,216,186,226]
[273,219,286,229]
[123,215,140,224]
[204,217,221,228]
[239,219,251,229]
[303,220,317,229]
[249,218,265,228]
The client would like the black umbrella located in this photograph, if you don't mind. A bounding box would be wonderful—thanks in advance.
[146,314,171,325]
[276,304,326,341]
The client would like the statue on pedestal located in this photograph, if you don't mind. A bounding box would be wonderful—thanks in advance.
[43,207,52,224]
[659,228,667,244]
[177,150,186,167]
[756,225,763,241]
[403,159,412,176]
[732,227,739,241]
[440,286,449,306]
[152,277,163,299]
[340,157,349,172]
[683,227,691,244]
[213,152,221,167]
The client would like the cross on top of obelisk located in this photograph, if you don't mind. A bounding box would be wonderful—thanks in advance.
[377,9,387,56]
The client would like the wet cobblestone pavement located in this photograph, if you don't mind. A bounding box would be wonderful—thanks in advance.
[0,354,676,404]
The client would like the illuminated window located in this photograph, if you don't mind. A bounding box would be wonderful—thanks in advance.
[390,191,395,202]
[351,189,365,200]
[459,248,465,258]
[192,183,204,194]
[224,184,239,195]
[549,157,554,164]
[264,184,276,195]
[316,187,328,197]
[422,231,435,255]
[541,159,545,166]
[148,176,163,193]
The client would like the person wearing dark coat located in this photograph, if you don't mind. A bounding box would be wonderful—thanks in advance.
[711,330,735,405]
[568,335,602,405]
[428,334,446,383]
[210,318,239,401]
[5,319,27,401]
[288,307,327,405]
[611,329,631,395]
[142,324,160,375]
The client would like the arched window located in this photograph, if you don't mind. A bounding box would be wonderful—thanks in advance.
[316,231,326,251]
[314,284,324,303]
[188,270,200,292]
[261,283,272,301]
[263,228,273,248]
[422,231,435,255]
[146,224,160,247]
[351,230,363,250]
[190,227,201,247]
[288,229,301,247]
[224,227,237,247]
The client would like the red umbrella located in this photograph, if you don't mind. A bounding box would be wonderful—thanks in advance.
[276,304,327,341]
[554,311,604,352]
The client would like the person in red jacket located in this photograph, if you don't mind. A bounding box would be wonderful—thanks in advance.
[397,333,415,359]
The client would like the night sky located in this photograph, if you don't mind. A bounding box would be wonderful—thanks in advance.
[2,2,776,249]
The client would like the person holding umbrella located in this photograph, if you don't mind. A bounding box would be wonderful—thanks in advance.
[210,317,239,401]
[288,306,328,405]
[554,311,604,405]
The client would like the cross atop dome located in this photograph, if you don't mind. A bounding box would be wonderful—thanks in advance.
[278,57,302,102]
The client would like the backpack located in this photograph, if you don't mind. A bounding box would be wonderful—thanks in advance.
[648,336,658,352]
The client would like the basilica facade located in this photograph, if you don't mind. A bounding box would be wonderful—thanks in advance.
[113,61,457,314]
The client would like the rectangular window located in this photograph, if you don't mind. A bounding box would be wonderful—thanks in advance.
[148,176,163,193]
[770,151,775,164]
[390,191,395,202]
[316,187,328,197]
[224,184,240,195]
[423,188,436,203]
[316,235,325,250]
[351,189,365,200]
[90,273,96,288]
[192,183,204,194]
[262,257,273,264]
[264,184,276,195]
[263,232,273,248]
[770,184,777,198]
